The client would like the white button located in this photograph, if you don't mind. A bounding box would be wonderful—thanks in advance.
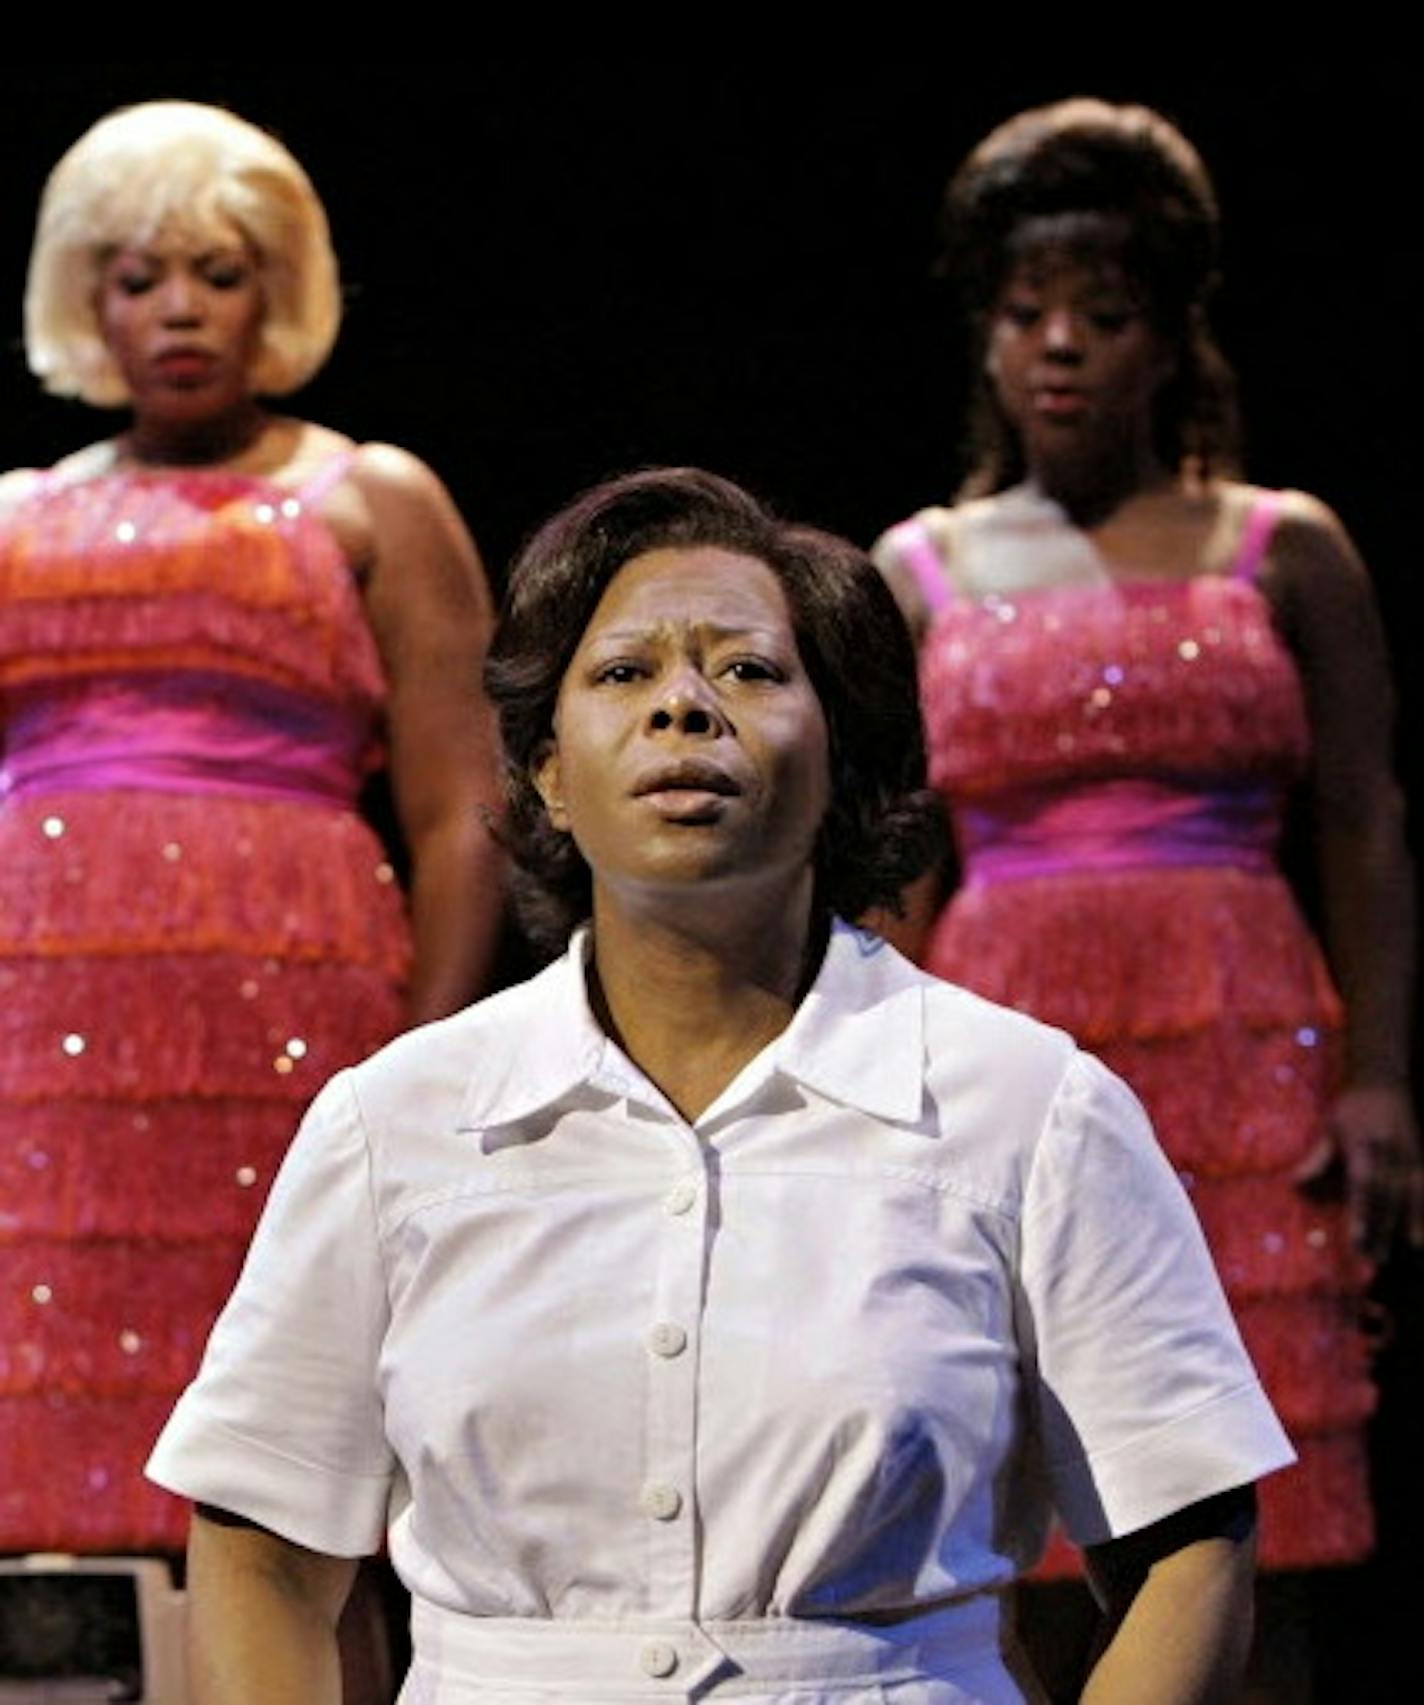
[639,1641,678,1678]
[664,1180,697,1215]
[640,1482,682,1521]
[646,1322,687,1358]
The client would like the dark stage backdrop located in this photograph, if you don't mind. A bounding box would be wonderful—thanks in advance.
[0,61,1416,1699]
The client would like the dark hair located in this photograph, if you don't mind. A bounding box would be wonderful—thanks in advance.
[943,97,1241,494]
[485,467,944,952]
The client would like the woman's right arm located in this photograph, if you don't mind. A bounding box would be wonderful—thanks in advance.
[187,1510,356,1704]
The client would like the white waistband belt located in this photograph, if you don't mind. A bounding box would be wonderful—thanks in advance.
[409,1595,1008,1697]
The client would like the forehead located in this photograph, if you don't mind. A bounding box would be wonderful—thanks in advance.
[1004,213,1141,293]
[578,546,794,642]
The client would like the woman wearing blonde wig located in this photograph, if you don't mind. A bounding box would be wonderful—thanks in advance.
[0,100,502,1619]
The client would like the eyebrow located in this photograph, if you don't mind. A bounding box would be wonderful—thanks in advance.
[587,621,787,648]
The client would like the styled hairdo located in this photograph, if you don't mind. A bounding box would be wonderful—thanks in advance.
[944,97,1240,493]
[25,100,341,406]
[485,467,944,952]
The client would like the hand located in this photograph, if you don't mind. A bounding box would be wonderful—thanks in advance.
[1293,1082,1424,1260]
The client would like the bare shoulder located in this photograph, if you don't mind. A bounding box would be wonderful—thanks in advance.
[346,441,454,511]
[338,442,486,618]
[50,439,121,483]
[0,466,44,521]
[1271,486,1358,557]
[871,503,958,639]
[0,439,117,521]
[1261,486,1369,608]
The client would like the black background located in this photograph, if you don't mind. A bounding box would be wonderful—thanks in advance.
[1,60,1417,1697]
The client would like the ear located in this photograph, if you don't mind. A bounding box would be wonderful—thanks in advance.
[531,738,571,832]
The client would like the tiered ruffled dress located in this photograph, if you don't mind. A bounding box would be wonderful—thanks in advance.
[894,497,1375,1572]
[0,464,410,1552]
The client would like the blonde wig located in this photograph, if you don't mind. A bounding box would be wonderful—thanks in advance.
[25,100,341,406]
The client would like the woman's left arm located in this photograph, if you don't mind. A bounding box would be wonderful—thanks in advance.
[347,444,505,1026]
[1268,492,1423,1254]
[1081,1490,1256,1704]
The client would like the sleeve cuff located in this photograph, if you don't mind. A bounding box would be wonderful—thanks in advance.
[146,1395,392,1558]
[1052,1379,1298,1547]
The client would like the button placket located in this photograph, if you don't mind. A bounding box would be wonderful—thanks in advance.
[640,1156,707,1623]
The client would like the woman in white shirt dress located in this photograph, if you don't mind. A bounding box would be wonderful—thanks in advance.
[149,467,1295,1701]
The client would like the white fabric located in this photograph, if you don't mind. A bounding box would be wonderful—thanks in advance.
[148,920,1293,1700]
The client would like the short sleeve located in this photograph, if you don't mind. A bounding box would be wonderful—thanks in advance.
[1019,1051,1295,1547]
[146,1070,394,1556]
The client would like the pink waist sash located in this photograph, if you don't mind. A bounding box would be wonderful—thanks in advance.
[0,672,372,808]
[958,777,1281,888]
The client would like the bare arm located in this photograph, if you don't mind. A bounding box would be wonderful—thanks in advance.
[1266,492,1423,1253]
[187,1509,356,1704]
[347,445,506,1026]
[1081,1490,1257,1704]
[865,514,956,958]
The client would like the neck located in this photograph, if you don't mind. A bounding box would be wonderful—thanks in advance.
[123,400,269,468]
[1027,432,1169,528]
[588,877,824,1123]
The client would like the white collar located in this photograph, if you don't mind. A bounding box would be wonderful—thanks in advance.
[456,919,927,1134]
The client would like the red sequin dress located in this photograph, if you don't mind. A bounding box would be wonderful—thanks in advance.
[887,496,1375,1572]
[0,463,410,1551]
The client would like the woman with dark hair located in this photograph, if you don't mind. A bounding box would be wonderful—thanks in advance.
[150,467,1291,1700]
[874,98,1420,1689]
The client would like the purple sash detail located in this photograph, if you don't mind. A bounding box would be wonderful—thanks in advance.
[0,671,369,808]
[958,777,1280,888]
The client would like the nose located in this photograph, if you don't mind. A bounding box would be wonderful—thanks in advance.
[647,668,727,737]
[1041,307,1083,362]
[157,272,204,326]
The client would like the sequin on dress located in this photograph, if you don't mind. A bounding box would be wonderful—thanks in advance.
[0,463,410,1551]
[896,496,1375,1572]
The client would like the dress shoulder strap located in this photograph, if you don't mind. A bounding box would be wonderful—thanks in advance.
[295,448,359,509]
[1228,491,1286,583]
[886,514,956,614]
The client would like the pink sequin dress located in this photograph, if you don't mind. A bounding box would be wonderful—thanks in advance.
[0,460,410,1551]
[886,494,1375,1572]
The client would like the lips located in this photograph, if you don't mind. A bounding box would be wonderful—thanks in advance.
[633,758,741,823]
[1031,384,1088,418]
[633,759,741,799]
[152,347,218,381]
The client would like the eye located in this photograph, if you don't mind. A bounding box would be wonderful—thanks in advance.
[113,271,157,297]
[202,258,252,290]
[722,657,785,684]
[1090,308,1135,333]
[1000,300,1041,330]
[591,660,648,686]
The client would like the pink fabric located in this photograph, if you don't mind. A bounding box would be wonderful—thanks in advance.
[295,449,356,508]
[957,776,1279,886]
[0,462,410,1553]
[890,519,954,613]
[1229,493,1284,583]
[914,540,1375,1574]
[1,673,368,807]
